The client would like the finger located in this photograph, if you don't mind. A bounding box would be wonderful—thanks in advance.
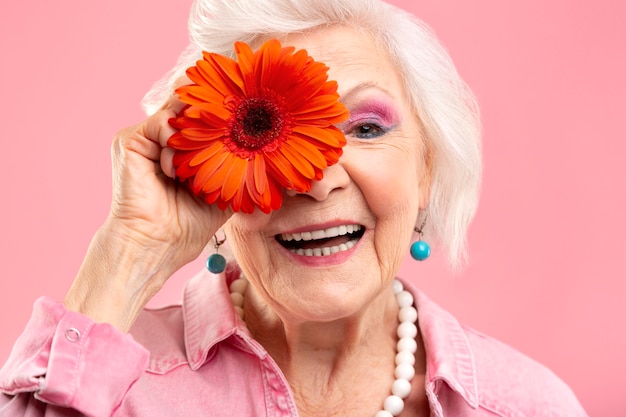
[160,147,176,179]
[112,126,162,163]
[143,109,178,149]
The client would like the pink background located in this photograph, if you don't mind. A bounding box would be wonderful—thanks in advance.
[1,0,624,414]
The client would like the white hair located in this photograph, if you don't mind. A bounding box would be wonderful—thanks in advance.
[142,0,482,269]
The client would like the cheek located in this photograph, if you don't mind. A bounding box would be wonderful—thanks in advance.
[224,212,272,262]
[349,144,423,274]
[352,147,422,220]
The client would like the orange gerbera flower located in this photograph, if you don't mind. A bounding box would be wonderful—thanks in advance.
[168,39,349,214]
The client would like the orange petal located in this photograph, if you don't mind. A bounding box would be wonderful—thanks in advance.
[210,53,245,94]
[290,95,345,115]
[189,141,226,166]
[184,66,211,88]
[291,125,347,148]
[184,103,232,123]
[252,153,268,195]
[177,85,225,106]
[279,142,316,179]
[173,151,200,180]
[193,151,230,193]
[234,41,255,94]
[220,156,247,201]
[285,138,328,169]
[268,178,284,210]
[167,132,200,149]
[236,182,261,214]
[196,56,241,98]
[193,60,230,97]
[258,39,282,89]
[180,127,227,142]
[203,188,221,205]
[244,164,271,211]
[291,103,350,122]
[265,151,311,191]
[169,136,218,151]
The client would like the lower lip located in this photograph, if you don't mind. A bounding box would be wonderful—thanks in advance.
[278,236,364,267]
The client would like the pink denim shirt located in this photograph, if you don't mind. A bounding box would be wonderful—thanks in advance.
[0,269,588,417]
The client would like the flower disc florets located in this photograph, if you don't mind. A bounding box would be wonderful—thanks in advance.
[226,92,292,156]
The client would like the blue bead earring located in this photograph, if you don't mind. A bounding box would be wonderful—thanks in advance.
[410,216,431,261]
[206,233,227,274]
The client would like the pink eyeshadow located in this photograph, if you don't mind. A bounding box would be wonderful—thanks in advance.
[348,99,400,127]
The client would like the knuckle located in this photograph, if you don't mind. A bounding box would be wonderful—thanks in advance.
[153,109,177,126]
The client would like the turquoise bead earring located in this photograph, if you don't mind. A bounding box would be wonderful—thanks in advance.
[410,216,431,261]
[206,233,227,274]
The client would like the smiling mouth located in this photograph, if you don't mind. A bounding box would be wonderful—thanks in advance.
[276,224,365,256]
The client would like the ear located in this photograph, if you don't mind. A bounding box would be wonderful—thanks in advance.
[417,137,434,210]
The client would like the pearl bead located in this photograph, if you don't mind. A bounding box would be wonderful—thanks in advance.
[398,306,418,323]
[375,411,393,417]
[392,280,404,294]
[229,278,248,294]
[395,350,415,366]
[397,337,417,353]
[395,291,414,308]
[230,292,244,307]
[397,322,417,339]
[392,378,412,399]
[395,363,416,380]
[383,395,404,415]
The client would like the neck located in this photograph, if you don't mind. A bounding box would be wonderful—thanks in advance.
[245,283,399,374]
[229,275,430,416]
[245,284,402,415]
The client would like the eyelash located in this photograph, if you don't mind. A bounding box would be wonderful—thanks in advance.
[346,121,389,140]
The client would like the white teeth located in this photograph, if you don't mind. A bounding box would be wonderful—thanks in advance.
[311,230,326,240]
[280,224,363,257]
[289,237,359,257]
[280,224,362,242]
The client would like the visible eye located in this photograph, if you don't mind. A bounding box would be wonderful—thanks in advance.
[349,122,388,139]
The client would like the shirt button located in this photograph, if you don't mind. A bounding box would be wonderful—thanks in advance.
[65,327,81,342]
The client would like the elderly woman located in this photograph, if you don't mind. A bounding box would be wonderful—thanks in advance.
[0,0,587,416]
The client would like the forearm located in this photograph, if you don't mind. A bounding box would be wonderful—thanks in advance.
[64,222,178,332]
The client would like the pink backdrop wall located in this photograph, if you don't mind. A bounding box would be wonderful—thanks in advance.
[1,0,624,414]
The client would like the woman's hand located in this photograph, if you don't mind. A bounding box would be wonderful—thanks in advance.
[108,106,230,271]
[65,101,231,331]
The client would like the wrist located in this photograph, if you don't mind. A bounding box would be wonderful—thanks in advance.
[64,222,180,331]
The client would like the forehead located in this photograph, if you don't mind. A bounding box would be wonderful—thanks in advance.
[282,25,403,98]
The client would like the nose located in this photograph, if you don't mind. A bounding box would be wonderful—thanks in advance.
[285,161,350,201]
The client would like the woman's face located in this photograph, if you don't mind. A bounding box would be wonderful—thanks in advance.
[224,26,430,322]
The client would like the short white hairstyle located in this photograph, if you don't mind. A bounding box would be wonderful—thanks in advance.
[143,0,482,269]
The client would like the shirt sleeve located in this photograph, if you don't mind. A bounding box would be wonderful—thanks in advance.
[0,297,149,417]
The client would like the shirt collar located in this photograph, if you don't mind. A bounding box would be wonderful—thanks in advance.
[403,280,479,411]
[181,270,479,408]
[181,267,261,370]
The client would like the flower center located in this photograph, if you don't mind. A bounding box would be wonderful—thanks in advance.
[243,106,273,137]
[230,96,287,153]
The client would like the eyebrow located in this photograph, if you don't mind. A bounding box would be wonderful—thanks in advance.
[339,81,396,104]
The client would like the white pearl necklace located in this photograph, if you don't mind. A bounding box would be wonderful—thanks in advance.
[228,276,418,417]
